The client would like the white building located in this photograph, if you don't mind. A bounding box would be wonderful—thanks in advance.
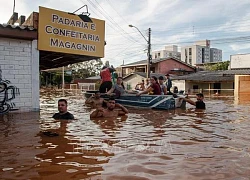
[181,40,222,66]
[152,45,181,59]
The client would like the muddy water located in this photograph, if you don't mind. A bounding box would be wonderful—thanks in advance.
[1,91,250,180]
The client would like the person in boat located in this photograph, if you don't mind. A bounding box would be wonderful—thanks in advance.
[99,66,116,93]
[145,78,151,89]
[90,97,129,118]
[106,77,127,97]
[140,79,146,91]
[165,74,172,93]
[136,76,161,96]
[53,99,74,120]
[159,76,168,95]
[180,93,206,109]
[85,91,105,108]
[135,83,141,90]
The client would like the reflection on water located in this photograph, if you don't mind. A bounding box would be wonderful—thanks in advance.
[1,90,250,179]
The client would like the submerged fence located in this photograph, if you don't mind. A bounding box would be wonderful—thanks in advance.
[187,88,234,96]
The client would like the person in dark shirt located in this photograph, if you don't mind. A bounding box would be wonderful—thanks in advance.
[52,99,74,120]
[165,74,172,93]
[181,93,206,109]
[137,76,161,96]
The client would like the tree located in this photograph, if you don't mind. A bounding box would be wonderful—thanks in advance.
[204,61,230,71]
[69,59,103,79]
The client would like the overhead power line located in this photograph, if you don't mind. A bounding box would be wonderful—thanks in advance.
[86,0,141,44]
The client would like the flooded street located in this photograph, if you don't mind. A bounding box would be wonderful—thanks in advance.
[1,91,250,180]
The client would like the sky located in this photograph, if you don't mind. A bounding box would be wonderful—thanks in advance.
[1,0,250,67]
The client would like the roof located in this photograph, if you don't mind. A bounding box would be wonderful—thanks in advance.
[171,69,250,82]
[41,67,72,72]
[123,72,166,80]
[221,69,250,75]
[0,23,37,40]
[195,61,229,66]
[121,57,195,69]
[0,24,36,31]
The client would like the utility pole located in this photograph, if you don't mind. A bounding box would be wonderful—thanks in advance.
[128,25,151,78]
[147,28,151,79]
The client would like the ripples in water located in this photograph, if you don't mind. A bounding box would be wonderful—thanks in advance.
[1,92,250,179]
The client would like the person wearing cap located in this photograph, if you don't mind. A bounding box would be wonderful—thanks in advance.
[165,74,172,93]
[181,93,206,109]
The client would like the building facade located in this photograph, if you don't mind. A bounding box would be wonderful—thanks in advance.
[210,48,222,62]
[181,40,222,66]
[152,45,181,59]
[119,58,196,77]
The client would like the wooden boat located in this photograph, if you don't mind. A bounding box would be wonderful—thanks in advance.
[83,90,186,110]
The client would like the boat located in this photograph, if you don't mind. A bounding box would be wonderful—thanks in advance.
[83,90,186,110]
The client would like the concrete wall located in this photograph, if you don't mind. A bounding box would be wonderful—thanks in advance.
[123,74,144,90]
[0,37,39,112]
[172,80,185,91]
[230,54,250,69]
[172,80,234,94]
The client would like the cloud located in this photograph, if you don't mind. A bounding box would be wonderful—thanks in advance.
[230,43,250,51]
[1,0,250,67]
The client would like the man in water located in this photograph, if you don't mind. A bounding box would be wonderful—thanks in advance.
[181,93,206,109]
[85,91,105,108]
[90,97,128,118]
[53,99,74,119]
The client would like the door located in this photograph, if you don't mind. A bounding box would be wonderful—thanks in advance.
[213,83,221,94]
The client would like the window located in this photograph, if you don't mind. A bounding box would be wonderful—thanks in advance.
[193,85,198,89]
[202,48,205,63]
[158,53,160,56]
[189,48,192,55]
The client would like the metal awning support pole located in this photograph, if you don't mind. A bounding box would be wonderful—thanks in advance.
[62,66,65,96]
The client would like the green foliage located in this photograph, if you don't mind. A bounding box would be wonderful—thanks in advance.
[69,59,103,79]
[204,61,230,71]
[39,59,103,87]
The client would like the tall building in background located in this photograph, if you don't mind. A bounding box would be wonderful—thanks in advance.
[210,48,222,62]
[152,45,181,59]
[181,40,222,66]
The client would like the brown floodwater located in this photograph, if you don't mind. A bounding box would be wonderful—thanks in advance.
[1,90,250,180]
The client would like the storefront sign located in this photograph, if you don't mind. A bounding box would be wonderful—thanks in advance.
[38,7,105,57]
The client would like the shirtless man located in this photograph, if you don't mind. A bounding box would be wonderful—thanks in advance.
[90,97,128,118]
[85,91,105,108]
